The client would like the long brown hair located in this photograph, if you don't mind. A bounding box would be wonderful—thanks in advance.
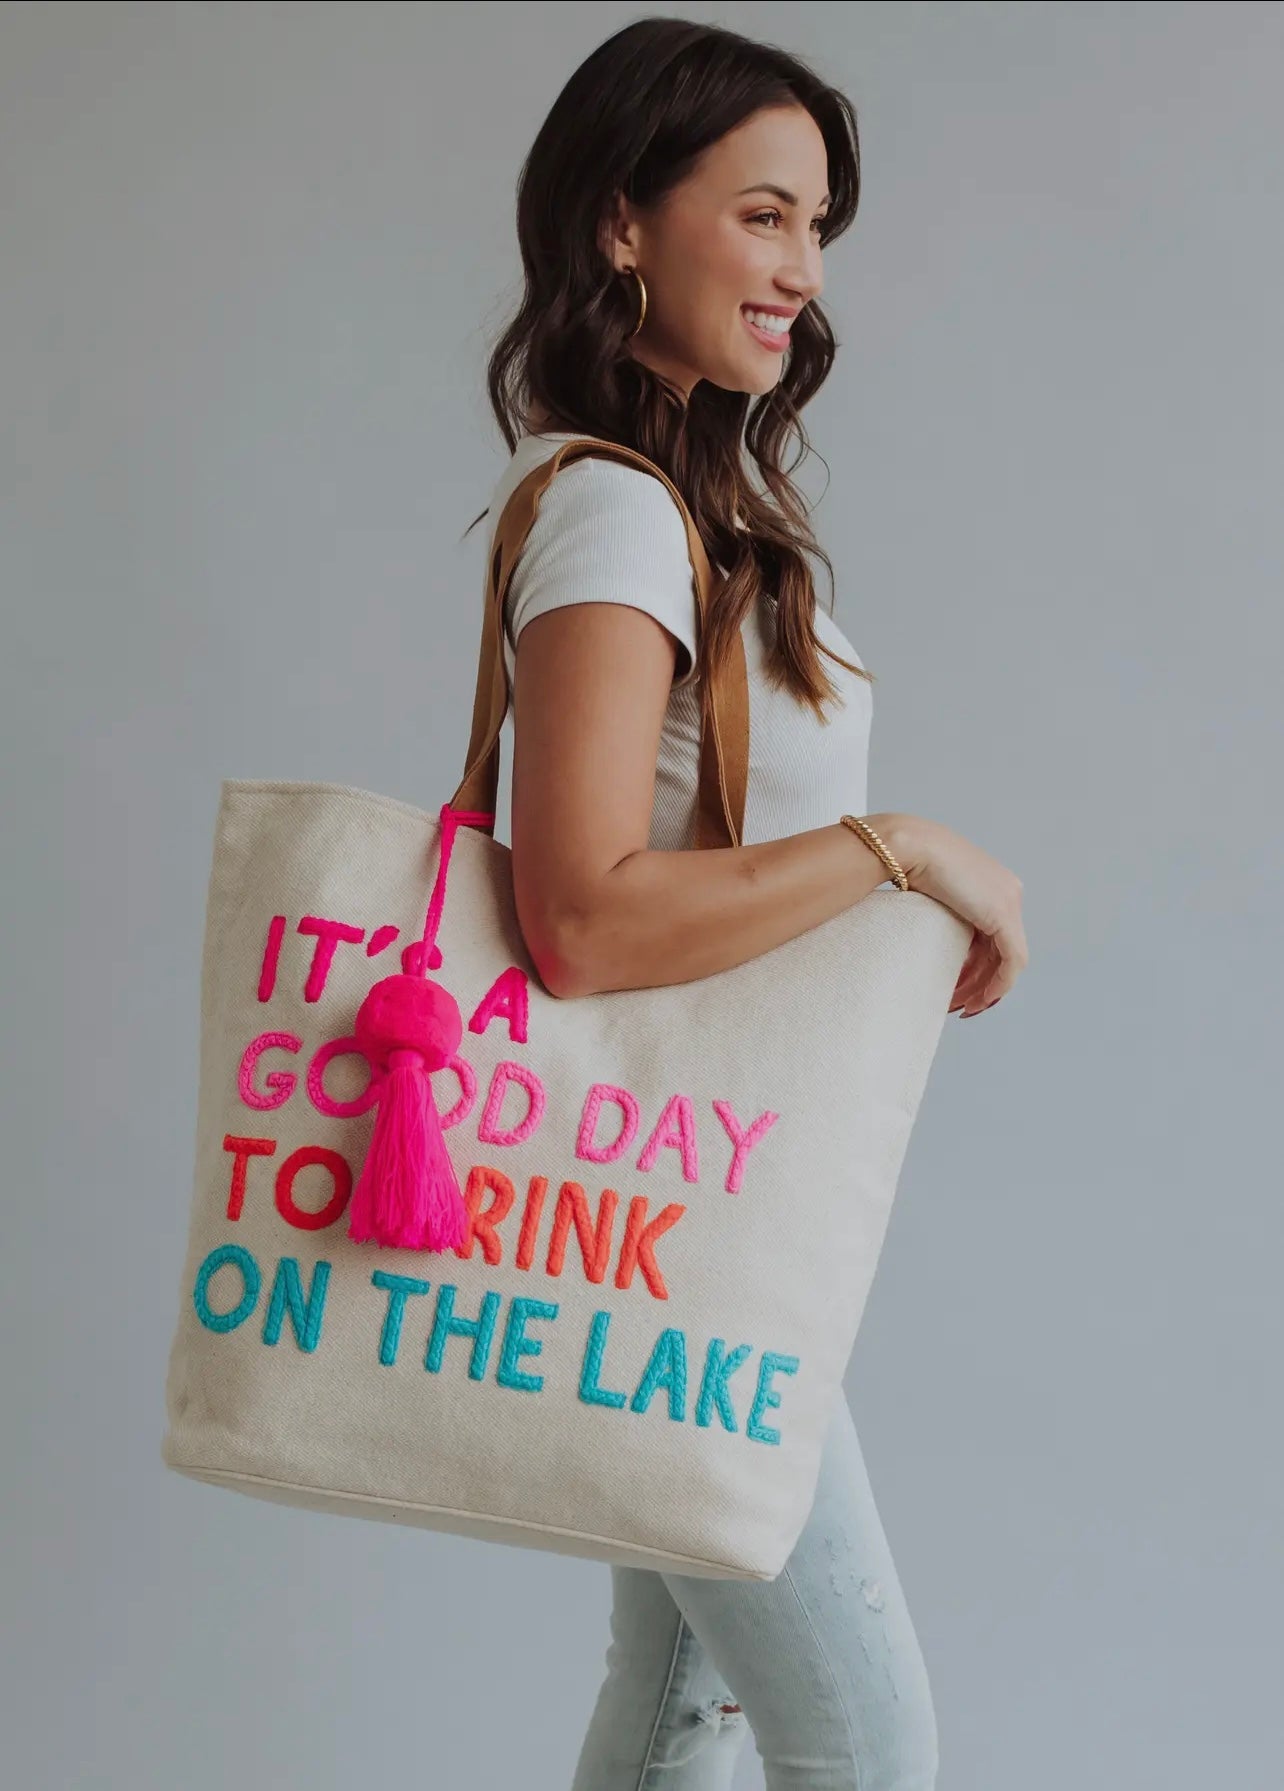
[474,15,872,717]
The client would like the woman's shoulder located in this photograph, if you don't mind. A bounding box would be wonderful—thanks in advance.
[492,432,700,683]
[491,431,690,533]
[487,433,694,585]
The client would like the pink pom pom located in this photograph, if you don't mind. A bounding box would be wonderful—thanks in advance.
[347,974,468,1252]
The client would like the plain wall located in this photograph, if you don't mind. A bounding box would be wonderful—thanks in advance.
[3,3,1280,1785]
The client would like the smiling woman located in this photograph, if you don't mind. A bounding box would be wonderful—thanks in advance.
[593,106,834,400]
[462,12,1026,1787]
[481,21,870,733]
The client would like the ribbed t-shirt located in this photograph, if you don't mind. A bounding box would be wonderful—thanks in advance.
[485,431,872,852]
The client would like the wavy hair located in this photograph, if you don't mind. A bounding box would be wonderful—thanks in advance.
[474,15,872,716]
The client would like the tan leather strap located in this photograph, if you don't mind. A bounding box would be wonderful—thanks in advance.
[448,436,749,849]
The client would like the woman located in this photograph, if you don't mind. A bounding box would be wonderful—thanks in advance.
[474,18,1027,1789]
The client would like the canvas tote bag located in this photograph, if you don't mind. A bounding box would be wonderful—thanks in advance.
[161,437,970,1582]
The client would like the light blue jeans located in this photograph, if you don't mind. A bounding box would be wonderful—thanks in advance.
[569,1391,939,1790]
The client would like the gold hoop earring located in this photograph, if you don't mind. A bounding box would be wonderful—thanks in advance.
[624,267,647,337]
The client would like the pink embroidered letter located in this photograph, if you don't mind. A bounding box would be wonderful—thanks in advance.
[478,1060,546,1146]
[238,1032,301,1110]
[577,1085,640,1164]
[712,1100,780,1195]
[637,1094,700,1183]
[297,916,366,1002]
[468,966,531,1043]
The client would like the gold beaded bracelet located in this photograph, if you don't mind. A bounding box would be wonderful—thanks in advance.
[839,814,911,891]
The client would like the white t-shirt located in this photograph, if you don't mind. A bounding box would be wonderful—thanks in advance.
[486,430,872,852]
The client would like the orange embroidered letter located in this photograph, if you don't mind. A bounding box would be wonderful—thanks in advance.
[615,1197,686,1299]
[545,1182,619,1285]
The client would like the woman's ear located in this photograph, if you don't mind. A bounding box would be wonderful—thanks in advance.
[599,191,642,273]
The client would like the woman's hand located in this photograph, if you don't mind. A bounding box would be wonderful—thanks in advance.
[887,816,1029,1018]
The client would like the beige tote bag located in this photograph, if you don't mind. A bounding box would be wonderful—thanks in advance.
[161,438,970,1581]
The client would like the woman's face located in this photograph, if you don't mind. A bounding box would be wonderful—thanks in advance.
[608,103,830,399]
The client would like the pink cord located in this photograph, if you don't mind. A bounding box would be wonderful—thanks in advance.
[406,803,495,975]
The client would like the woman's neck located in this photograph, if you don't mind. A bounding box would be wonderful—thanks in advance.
[527,405,572,434]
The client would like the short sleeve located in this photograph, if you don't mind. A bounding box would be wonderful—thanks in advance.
[503,456,701,689]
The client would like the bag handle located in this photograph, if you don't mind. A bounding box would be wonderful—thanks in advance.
[448,436,749,849]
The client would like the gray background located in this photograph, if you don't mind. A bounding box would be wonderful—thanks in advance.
[4,2,1279,1785]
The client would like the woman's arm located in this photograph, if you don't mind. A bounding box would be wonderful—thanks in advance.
[509,600,909,999]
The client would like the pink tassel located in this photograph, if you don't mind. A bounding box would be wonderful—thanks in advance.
[348,974,468,1252]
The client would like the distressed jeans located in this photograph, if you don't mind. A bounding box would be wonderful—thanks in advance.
[569,1391,939,1790]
